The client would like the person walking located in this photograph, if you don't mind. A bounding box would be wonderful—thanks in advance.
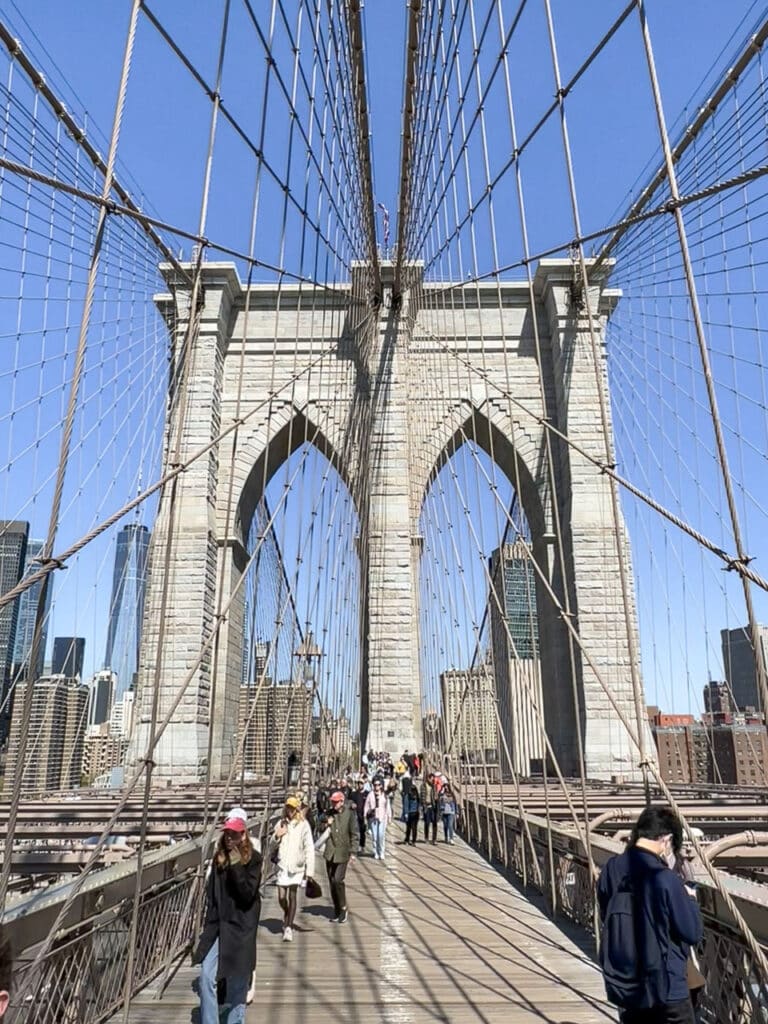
[323,790,358,923]
[439,784,457,844]
[350,779,368,855]
[272,796,315,942]
[399,770,412,823]
[363,777,392,860]
[666,834,706,1022]
[421,773,438,844]
[316,781,332,819]
[193,814,262,1024]
[402,783,421,845]
[385,774,398,813]
[597,806,703,1024]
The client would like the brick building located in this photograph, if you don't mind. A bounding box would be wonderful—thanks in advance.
[650,690,768,786]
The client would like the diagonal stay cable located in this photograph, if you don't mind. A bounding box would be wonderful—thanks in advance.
[0,0,143,911]
[0,306,377,612]
[410,322,768,593]
[10,420,328,1000]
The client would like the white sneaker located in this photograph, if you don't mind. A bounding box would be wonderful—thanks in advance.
[283,926,293,942]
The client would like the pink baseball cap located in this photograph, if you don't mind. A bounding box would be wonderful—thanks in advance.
[222,817,246,833]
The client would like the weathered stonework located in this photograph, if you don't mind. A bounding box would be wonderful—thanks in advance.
[130,259,650,782]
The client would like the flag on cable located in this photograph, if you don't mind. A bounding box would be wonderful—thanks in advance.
[377,203,390,251]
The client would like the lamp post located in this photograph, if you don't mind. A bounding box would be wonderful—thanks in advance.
[424,708,438,759]
[291,632,323,787]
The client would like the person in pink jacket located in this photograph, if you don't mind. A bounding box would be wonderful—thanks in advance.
[363,778,392,861]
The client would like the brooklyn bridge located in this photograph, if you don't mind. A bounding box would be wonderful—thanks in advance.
[0,1,767,1021]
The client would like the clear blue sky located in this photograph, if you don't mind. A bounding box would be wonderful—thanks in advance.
[3,1,762,262]
[0,0,766,726]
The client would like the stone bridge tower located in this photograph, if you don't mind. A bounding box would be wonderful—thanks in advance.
[130,259,649,783]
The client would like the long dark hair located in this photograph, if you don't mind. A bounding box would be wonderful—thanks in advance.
[0,925,12,996]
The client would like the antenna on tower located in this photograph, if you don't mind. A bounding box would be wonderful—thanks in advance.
[134,472,142,523]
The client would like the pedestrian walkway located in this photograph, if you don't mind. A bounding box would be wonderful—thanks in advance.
[126,823,616,1023]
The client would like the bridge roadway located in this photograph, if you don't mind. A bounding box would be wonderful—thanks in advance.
[124,820,614,1024]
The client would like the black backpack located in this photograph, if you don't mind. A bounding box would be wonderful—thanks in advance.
[599,874,644,1008]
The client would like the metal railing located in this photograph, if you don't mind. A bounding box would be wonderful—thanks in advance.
[4,836,211,1024]
[9,873,199,1024]
[461,798,768,1024]
[2,805,282,1024]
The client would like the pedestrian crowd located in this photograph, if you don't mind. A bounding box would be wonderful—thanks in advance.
[193,755,710,1024]
[192,745,463,1024]
[313,749,459,856]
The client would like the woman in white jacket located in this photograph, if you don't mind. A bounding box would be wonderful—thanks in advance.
[273,796,315,942]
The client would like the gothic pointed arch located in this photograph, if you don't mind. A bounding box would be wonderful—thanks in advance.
[418,399,551,543]
[234,404,356,549]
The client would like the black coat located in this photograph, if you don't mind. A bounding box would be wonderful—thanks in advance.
[351,789,368,818]
[193,850,262,979]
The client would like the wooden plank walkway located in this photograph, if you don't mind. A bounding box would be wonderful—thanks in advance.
[126,822,616,1023]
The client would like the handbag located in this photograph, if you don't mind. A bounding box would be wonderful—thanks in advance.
[305,876,322,899]
[270,831,283,865]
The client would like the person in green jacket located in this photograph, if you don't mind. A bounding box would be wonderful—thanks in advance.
[323,790,358,923]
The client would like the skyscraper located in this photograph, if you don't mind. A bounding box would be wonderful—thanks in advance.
[0,520,29,739]
[721,625,768,711]
[5,674,89,792]
[703,680,733,718]
[88,669,116,727]
[52,636,86,679]
[104,524,150,701]
[12,538,51,681]
[109,689,135,740]
[489,540,544,778]
[237,679,312,777]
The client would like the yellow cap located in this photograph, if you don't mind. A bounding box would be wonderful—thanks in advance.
[285,796,301,809]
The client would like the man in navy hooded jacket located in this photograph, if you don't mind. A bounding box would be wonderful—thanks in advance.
[597,806,703,1024]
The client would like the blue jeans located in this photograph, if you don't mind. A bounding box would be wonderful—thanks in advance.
[200,938,249,1024]
[370,819,387,858]
[443,813,455,841]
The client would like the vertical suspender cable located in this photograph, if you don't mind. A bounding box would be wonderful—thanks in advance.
[542,0,651,803]
[635,0,768,726]
[0,0,142,911]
